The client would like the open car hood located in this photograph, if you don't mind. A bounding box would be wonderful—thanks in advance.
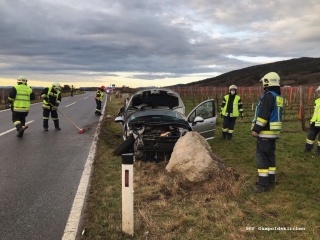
[127,88,185,114]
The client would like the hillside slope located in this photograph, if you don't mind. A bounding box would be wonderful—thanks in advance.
[180,57,320,87]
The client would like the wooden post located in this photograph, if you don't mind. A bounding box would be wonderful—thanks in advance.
[300,86,306,131]
[122,153,134,236]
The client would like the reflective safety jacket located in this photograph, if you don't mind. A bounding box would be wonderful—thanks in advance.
[41,87,61,109]
[8,84,33,112]
[221,94,243,117]
[95,90,104,102]
[252,91,283,139]
[311,98,320,127]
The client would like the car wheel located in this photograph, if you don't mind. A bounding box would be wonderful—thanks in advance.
[112,137,135,156]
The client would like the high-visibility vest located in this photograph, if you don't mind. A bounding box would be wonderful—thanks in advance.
[311,98,320,127]
[252,91,283,139]
[13,84,32,112]
[96,90,104,101]
[42,87,61,109]
[221,95,241,117]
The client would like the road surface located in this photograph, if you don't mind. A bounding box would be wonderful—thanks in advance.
[0,92,106,240]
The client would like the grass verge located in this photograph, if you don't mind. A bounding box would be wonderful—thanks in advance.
[79,97,320,240]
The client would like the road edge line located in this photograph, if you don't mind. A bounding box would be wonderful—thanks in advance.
[62,97,108,240]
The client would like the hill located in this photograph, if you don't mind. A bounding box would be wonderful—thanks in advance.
[177,57,320,87]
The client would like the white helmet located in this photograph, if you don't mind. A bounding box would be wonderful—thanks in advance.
[52,82,61,91]
[261,72,280,87]
[17,76,28,85]
[315,86,320,92]
[229,85,237,91]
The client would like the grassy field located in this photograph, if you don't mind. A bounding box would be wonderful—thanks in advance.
[79,96,320,240]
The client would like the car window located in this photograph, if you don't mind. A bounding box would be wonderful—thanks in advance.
[188,101,215,122]
[130,110,185,121]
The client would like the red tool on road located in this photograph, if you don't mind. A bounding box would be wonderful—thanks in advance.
[48,103,85,134]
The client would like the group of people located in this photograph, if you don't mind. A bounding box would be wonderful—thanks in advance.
[220,71,320,193]
[8,76,63,137]
[8,77,107,137]
[8,73,320,193]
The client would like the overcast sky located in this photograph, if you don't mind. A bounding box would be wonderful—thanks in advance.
[1,0,320,87]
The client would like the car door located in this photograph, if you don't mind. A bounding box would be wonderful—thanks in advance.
[186,99,216,140]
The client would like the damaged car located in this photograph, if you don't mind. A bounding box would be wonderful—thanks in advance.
[113,88,216,161]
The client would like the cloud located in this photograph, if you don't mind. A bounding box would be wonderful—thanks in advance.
[0,0,319,87]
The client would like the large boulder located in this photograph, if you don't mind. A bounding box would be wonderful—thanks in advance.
[166,132,225,182]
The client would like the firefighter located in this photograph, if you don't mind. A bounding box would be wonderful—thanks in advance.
[303,86,320,155]
[70,85,74,97]
[8,76,35,138]
[220,85,244,140]
[251,72,283,193]
[95,85,105,116]
[41,82,62,131]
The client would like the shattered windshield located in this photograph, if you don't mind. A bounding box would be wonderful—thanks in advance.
[129,110,185,122]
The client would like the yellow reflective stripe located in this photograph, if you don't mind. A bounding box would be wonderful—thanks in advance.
[14,108,29,112]
[228,130,234,133]
[258,169,269,173]
[43,117,49,119]
[14,121,21,125]
[52,118,58,120]
[257,117,268,124]
[306,139,314,144]
[270,122,282,130]
[260,130,280,135]
[269,167,276,171]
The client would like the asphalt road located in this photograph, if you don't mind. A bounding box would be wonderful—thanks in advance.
[0,92,106,240]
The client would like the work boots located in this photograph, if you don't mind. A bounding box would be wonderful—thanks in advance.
[254,184,269,193]
[17,128,24,138]
[54,120,61,130]
[221,132,227,139]
[15,124,24,138]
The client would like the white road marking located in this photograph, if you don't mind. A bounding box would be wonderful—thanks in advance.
[62,99,108,240]
[0,120,35,136]
[65,102,76,107]
[84,97,88,99]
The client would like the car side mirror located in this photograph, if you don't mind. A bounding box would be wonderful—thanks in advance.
[114,116,124,124]
[193,116,204,126]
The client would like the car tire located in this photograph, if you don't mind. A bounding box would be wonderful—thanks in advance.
[112,137,135,156]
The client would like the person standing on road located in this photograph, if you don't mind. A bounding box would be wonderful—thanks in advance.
[95,85,105,116]
[251,72,283,193]
[41,82,62,131]
[220,84,244,140]
[8,76,35,138]
[70,85,74,97]
[303,86,320,156]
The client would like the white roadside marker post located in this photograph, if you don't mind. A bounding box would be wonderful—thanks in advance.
[122,153,134,236]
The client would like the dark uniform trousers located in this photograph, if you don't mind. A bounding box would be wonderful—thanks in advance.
[12,111,28,130]
[305,124,320,153]
[256,138,276,185]
[95,99,102,113]
[43,108,59,128]
[222,116,237,139]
